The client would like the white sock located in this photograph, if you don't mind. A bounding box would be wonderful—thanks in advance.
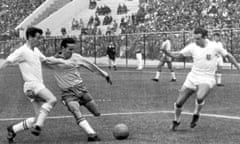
[174,103,182,122]
[216,73,222,84]
[193,100,205,115]
[171,72,176,80]
[112,60,116,66]
[155,71,160,79]
[35,103,52,127]
[13,117,35,133]
[79,119,96,135]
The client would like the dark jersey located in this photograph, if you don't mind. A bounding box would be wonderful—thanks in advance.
[107,43,116,60]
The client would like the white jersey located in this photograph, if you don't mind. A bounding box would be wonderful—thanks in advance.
[162,39,171,51]
[6,44,46,83]
[215,41,224,57]
[180,40,228,77]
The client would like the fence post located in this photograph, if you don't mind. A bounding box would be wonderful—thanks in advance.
[79,34,82,55]
[54,37,57,55]
[183,31,186,69]
[230,28,233,69]
[143,33,146,66]
[94,34,96,64]
[125,34,128,68]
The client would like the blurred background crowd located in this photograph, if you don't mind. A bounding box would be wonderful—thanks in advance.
[0,0,239,39]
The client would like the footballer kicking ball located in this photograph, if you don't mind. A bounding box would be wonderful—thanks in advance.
[113,123,129,140]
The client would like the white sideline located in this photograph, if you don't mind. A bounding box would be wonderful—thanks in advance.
[1,110,240,122]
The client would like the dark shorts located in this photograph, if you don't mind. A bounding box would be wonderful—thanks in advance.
[160,55,172,62]
[61,83,93,106]
[108,54,116,60]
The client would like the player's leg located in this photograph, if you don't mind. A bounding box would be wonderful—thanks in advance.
[85,100,101,117]
[166,61,176,82]
[112,56,117,71]
[80,92,101,117]
[216,65,223,86]
[64,99,100,141]
[190,84,211,128]
[136,52,143,70]
[32,88,57,135]
[108,55,111,69]
[171,86,195,131]
[216,57,224,86]
[7,90,40,143]
[7,117,36,143]
[152,60,164,82]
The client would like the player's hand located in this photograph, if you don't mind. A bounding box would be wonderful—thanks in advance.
[106,76,112,85]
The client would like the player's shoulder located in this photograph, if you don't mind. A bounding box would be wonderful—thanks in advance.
[11,43,27,54]
[72,53,82,57]
[209,40,223,49]
[71,53,83,60]
[185,42,196,48]
[17,43,27,50]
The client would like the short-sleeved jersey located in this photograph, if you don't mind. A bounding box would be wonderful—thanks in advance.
[161,39,171,58]
[6,44,46,83]
[107,43,116,55]
[53,53,83,89]
[180,40,228,77]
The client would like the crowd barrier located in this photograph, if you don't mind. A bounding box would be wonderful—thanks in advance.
[1,29,240,68]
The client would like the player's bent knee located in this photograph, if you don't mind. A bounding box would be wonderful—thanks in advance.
[196,99,205,105]
[81,94,93,105]
[174,102,182,109]
[67,101,80,112]
[49,96,57,106]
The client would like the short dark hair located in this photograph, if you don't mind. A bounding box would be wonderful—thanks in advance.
[213,33,220,37]
[26,27,43,40]
[194,27,208,38]
[60,38,76,48]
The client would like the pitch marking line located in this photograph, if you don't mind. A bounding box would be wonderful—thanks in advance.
[0,110,240,122]
[116,70,240,77]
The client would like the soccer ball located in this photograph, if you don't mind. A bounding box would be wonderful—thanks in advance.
[113,123,129,140]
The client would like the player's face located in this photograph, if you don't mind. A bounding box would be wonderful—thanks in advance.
[62,43,76,59]
[29,33,43,48]
[194,33,205,48]
[213,35,220,42]
[163,34,167,40]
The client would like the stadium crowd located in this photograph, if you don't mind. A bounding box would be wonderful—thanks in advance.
[0,0,239,39]
[69,0,240,35]
[0,0,45,40]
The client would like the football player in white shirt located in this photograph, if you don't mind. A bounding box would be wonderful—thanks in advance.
[152,33,176,82]
[161,27,240,131]
[213,33,225,86]
[0,27,59,143]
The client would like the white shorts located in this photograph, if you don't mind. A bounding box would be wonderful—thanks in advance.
[217,56,223,66]
[24,81,46,95]
[183,72,216,90]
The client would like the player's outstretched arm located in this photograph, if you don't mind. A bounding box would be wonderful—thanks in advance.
[43,57,74,69]
[77,58,112,84]
[225,53,240,70]
[0,60,13,70]
[160,49,185,59]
